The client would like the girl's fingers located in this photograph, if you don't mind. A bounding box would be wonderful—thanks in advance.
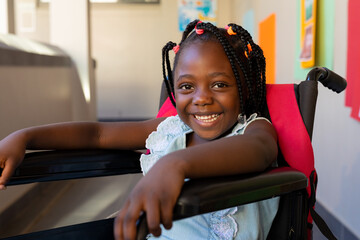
[0,158,5,168]
[160,198,173,230]
[0,159,16,189]
[122,200,143,240]
[145,196,161,236]
[114,201,129,240]
[114,195,170,239]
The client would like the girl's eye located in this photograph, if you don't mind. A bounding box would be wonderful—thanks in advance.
[213,82,228,88]
[179,84,194,90]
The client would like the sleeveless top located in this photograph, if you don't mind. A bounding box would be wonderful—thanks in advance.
[140,114,279,240]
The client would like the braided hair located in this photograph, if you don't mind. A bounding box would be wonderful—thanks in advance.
[161,20,267,118]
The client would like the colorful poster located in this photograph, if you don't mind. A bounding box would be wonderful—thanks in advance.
[295,0,334,81]
[178,0,217,32]
[258,14,276,84]
[299,0,317,68]
[346,0,360,121]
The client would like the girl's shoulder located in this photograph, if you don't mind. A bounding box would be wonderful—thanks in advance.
[230,113,271,136]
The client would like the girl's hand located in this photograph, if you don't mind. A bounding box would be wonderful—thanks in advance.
[114,156,186,240]
[0,132,27,189]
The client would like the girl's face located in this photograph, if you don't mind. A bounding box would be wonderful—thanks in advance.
[174,41,241,141]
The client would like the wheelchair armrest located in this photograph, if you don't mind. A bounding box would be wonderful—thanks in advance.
[173,167,307,219]
[136,167,307,239]
[7,149,142,186]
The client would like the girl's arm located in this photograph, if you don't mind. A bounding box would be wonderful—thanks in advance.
[172,119,278,177]
[0,118,164,188]
[114,119,278,240]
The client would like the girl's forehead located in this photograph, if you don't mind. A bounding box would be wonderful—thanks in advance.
[178,41,226,63]
[183,40,221,52]
[174,41,235,80]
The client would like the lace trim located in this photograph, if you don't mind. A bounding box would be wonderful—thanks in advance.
[140,116,191,175]
[209,207,238,240]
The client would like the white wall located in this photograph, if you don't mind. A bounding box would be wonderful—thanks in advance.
[91,2,179,119]
[0,66,91,137]
[91,1,233,119]
[14,0,50,42]
[50,0,96,120]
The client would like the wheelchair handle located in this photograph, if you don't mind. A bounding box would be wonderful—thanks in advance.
[306,67,347,93]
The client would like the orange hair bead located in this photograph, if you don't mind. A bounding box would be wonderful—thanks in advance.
[227,26,236,35]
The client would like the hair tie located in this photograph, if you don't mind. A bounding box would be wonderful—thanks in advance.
[244,43,252,58]
[173,45,180,54]
[247,43,252,52]
[227,26,236,35]
[195,21,204,35]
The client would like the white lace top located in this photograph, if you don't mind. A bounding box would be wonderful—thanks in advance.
[140,114,279,240]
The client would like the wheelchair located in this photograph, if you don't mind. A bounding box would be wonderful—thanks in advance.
[2,67,346,240]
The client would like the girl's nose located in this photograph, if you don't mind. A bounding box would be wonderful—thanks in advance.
[193,88,213,106]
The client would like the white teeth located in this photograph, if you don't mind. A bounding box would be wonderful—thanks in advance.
[194,114,220,122]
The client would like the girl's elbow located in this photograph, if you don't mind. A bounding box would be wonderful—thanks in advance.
[257,137,278,170]
[264,142,278,169]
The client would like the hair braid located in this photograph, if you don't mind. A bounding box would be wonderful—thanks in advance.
[162,41,177,107]
[253,44,266,113]
[249,43,266,114]
[228,23,267,115]
[180,20,198,43]
[226,24,257,115]
[161,20,200,108]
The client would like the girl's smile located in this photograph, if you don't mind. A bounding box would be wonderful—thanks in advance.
[174,40,241,143]
[192,113,223,129]
[193,113,221,123]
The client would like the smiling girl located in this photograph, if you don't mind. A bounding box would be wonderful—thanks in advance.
[0,20,279,240]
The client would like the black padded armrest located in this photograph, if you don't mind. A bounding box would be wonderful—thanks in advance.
[7,149,142,186]
[174,167,307,218]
